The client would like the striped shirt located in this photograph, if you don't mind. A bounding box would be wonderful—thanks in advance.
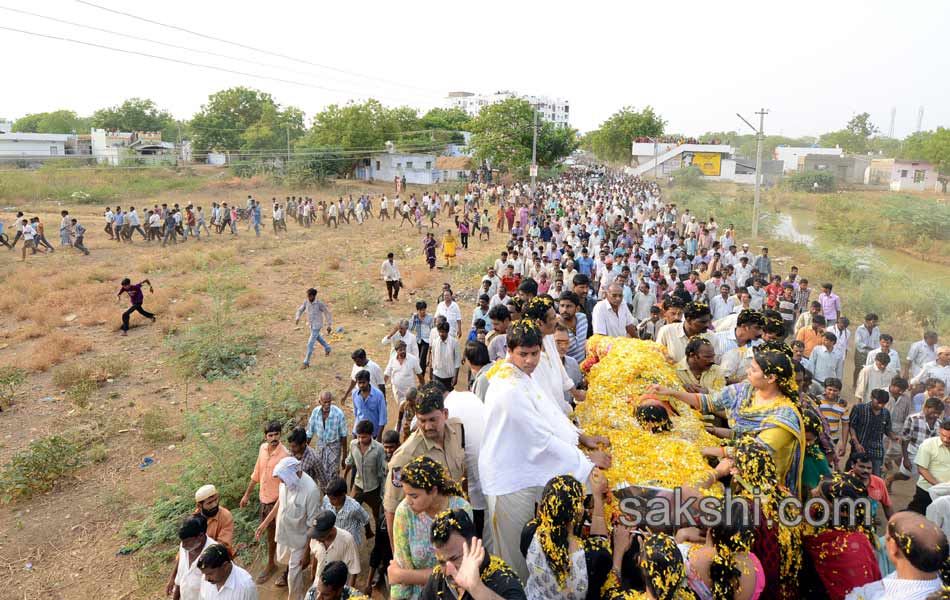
[820,401,847,441]
[306,405,347,446]
[565,312,589,363]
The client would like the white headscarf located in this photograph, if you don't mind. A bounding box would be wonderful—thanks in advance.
[273,456,301,490]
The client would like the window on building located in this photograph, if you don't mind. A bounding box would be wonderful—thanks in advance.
[914,169,926,183]
[406,161,413,169]
[397,162,402,169]
[376,160,381,170]
[425,161,432,169]
[50,146,59,156]
[900,169,909,178]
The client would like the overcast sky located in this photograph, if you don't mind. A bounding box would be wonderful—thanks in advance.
[1,0,948,138]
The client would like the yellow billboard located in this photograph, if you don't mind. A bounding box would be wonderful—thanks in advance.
[692,152,722,176]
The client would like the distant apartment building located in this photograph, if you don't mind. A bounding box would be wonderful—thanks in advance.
[446,91,570,128]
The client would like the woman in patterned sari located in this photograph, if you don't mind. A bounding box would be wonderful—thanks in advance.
[648,340,806,496]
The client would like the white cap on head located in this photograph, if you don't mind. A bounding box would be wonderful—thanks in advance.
[195,484,217,503]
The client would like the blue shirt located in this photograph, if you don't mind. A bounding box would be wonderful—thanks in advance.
[351,386,387,436]
[114,212,124,226]
[576,256,594,276]
[306,405,347,446]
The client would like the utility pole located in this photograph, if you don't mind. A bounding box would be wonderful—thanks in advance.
[285,124,291,166]
[737,108,768,239]
[530,106,538,198]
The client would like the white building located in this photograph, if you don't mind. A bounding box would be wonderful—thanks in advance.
[774,146,842,173]
[446,91,570,128]
[0,131,70,159]
[355,151,440,185]
[628,142,782,185]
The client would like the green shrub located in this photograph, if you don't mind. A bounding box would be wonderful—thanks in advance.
[167,304,259,380]
[0,436,85,503]
[787,170,836,193]
[121,372,305,555]
[671,166,706,188]
[140,409,174,443]
[0,367,27,408]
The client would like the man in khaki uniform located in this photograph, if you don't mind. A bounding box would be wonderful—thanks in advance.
[383,381,466,548]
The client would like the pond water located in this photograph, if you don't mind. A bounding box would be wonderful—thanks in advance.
[771,207,947,282]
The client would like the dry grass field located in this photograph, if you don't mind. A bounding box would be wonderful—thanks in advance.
[0,175,497,599]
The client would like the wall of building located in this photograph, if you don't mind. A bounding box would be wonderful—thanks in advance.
[774,146,841,172]
[447,91,570,128]
[356,153,439,185]
[890,161,938,192]
[0,134,68,157]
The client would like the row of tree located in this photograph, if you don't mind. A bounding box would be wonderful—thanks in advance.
[12,89,580,177]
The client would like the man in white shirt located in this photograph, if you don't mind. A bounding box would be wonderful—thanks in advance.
[381,320,417,361]
[380,253,402,302]
[910,347,950,391]
[168,515,217,600]
[657,302,713,363]
[256,456,321,600]
[591,283,637,337]
[906,332,939,379]
[428,321,461,390]
[710,284,737,321]
[443,389,488,534]
[384,341,423,404]
[481,267,501,298]
[630,281,656,323]
[435,290,463,338]
[479,321,610,581]
[489,284,511,308]
[855,352,898,404]
[197,544,258,599]
[809,332,845,392]
[844,511,944,600]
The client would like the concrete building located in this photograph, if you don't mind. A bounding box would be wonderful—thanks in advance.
[629,141,785,185]
[90,128,176,165]
[865,158,940,191]
[355,151,440,184]
[801,154,871,184]
[446,91,570,128]
[774,146,842,172]
[0,131,71,159]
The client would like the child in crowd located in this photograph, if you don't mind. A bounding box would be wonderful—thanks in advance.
[320,477,371,547]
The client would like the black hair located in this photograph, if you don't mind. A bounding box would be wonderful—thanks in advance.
[264,420,283,435]
[436,320,451,333]
[287,427,308,445]
[307,287,317,296]
[506,319,543,350]
[558,290,581,306]
[685,336,713,358]
[196,544,231,569]
[326,477,347,497]
[320,560,349,589]
[464,341,490,368]
[735,309,764,328]
[891,375,909,391]
[488,304,510,322]
[381,430,401,445]
[573,273,591,287]
[812,315,827,326]
[880,333,894,343]
[178,514,208,540]
[850,451,872,464]
[416,381,447,414]
[430,508,476,546]
[636,403,673,433]
[416,301,427,310]
[823,332,838,343]
[355,419,375,436]
[518,278,538,296]
[753,341,797,399]
[354,369,371,383]
[524,295,556,321]
[874,352,891,366]
[351,348,367,361]
[400,456,463,496]
[710,502,754,600]
[870,389,889,404]
[121,277,131,286]
[824,377,842,391]
[924,397,945,412]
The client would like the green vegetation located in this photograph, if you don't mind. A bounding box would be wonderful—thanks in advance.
[0,367,27,409]
[467,98,578,173]
[0,164,208,203]
[121,372,305,556]
[52,356,132,409]
[670,166,707,189]
[91,98,185,143]
[584,106,665,164]
[0,436,85,503]
[167,294,260,380]
[786,170,836,193]
[13,109,90,134]
[140,409,174,444]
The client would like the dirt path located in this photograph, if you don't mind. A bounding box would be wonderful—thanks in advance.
[0,180,496,599]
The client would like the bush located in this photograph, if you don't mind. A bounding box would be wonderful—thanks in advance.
[0,367,27,408]
[787,170,836,193]
[121,372,305,555]
[0,436,85,503]
[671,166,706,189]
[141,409,174,443]
[167,303,259,380]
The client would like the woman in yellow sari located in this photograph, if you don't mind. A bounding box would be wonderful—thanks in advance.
[442,228,457,268]
[647,340,805,496]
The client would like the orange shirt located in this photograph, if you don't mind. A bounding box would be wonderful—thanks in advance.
[796,328,824,358]
[197,506,235,556]
[250,442,290,504]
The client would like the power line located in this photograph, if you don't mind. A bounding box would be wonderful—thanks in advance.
[0,25,437,106]
[75,0,444,96]
[0,4,439,99]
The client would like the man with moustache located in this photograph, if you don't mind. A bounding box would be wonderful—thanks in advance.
[239,421,290,585]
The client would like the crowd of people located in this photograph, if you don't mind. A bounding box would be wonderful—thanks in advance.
[107,170,950,600]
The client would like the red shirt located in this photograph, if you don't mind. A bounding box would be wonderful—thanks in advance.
[765,283,782,308]
[866,474,891,508]
[501,274,521,294]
